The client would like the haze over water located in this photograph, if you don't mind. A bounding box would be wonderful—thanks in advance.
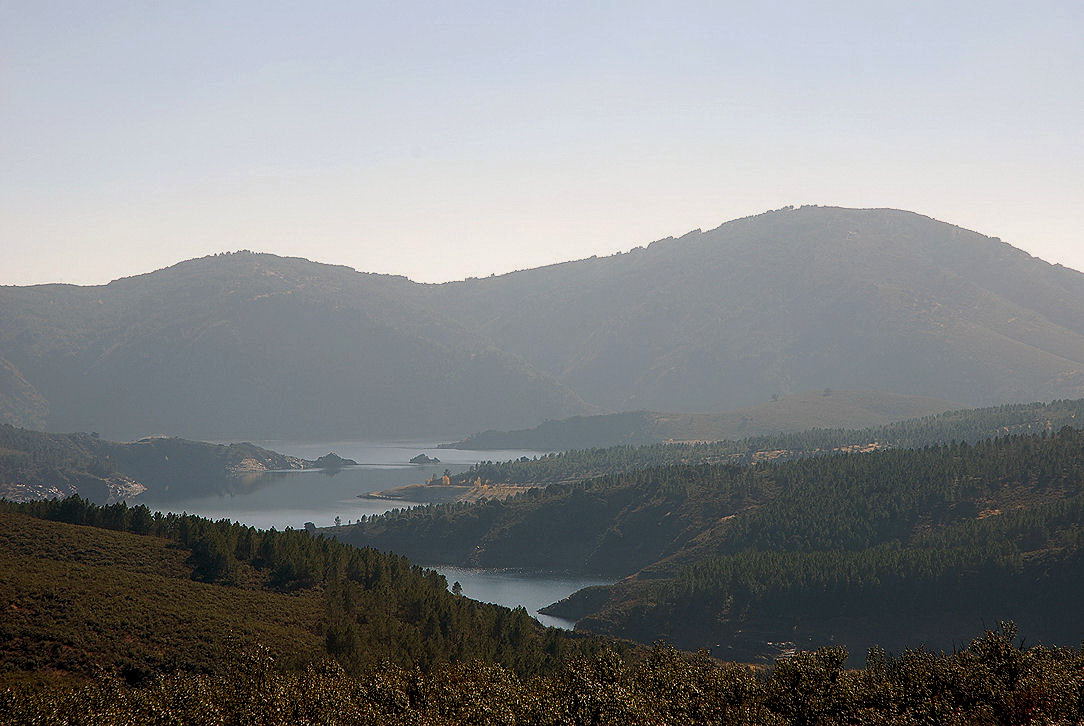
[138,439,607,629]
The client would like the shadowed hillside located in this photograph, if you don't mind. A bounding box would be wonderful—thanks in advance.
[0,253,589,440]
[0,356,46,430]
[424,206,1084,413]
[442,389,959,450]
[337,427,1084,663]
[3,207,1083,440]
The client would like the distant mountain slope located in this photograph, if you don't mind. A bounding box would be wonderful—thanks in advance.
[423,206,1084,413]
[439,397,1084,488]
[442,389,959,450]
[3,207,1084,440]
[0,424,312,503]
[0,253,589,440]
[0,356,46,430]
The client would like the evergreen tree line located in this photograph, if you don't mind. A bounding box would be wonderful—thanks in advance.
[451,397,1084,486]
[577,428,1084,654]
[342,428,1084,658]
[0,497,612,677]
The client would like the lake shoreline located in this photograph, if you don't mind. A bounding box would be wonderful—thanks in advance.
[141,438,601,627]
[362,481,537,504]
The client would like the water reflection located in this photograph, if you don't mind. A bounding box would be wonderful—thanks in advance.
[136,440,545,530]
[134,440,608,628]
[434,566,608,629]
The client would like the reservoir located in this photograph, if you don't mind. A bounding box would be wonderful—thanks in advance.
[138,439,609,628]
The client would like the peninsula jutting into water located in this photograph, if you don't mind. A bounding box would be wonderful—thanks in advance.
[4,5,1083,717]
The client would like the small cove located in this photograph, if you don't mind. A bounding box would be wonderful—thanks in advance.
[137,439,609,628]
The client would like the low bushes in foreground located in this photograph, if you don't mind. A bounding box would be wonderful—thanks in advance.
[3,624,1082,725]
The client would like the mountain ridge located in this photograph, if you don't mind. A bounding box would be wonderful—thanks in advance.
[440,389,961,450]
[3,206,1083,440]
[418,206,1084,413]
[0,252,591,440]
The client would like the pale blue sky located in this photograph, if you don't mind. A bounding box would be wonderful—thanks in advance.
[2,1,1082,284]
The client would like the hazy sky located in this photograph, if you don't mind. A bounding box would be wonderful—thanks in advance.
[2,1,1082,286]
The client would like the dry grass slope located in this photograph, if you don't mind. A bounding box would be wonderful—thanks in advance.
[0,512,324,688]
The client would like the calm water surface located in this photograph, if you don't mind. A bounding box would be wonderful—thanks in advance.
[436,567,606,629]
[138,439,609,628]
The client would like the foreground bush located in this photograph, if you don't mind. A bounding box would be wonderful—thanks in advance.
[4,625,1082,725]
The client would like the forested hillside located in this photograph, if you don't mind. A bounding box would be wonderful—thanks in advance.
[0,498,609,689]
[448,397,1084,486]
[336,427,1084,661]
[0,424,313,503]
[442,389,957,450]
[0,253,588,440]
[423,206,1084,414]
[3,207,1084,440]
[5,496,1084,723]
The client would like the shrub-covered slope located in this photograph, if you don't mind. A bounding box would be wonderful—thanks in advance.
[0,499,609,689]
[0,511,325,687]
[5,625,1084,725]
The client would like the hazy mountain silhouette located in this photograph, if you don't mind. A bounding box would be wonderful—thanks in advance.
[0,253,589,439]
[0,355,47,430]
[440,389,960,450]
[2,206,1083,439]
[423,206,1084,413]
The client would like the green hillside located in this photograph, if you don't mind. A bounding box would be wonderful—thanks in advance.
[445,397,1084,487]
[0,499,610,690]
[442,390,959,450]
[0,511,325,688]
[3,504,1084,724]
[0,424,310,503]
[336,427,1084,662]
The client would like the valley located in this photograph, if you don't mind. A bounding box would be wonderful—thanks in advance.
[7,6,1082,718]
[4,208,1084,443]
[6,208,1084,722]
[334,401,1084,662]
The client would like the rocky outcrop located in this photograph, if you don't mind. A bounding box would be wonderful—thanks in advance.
[307,452,358,469]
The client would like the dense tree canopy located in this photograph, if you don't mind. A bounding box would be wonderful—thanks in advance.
[340,427,1084,660]
[448,397,1084,486]
[0,498,611,681]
